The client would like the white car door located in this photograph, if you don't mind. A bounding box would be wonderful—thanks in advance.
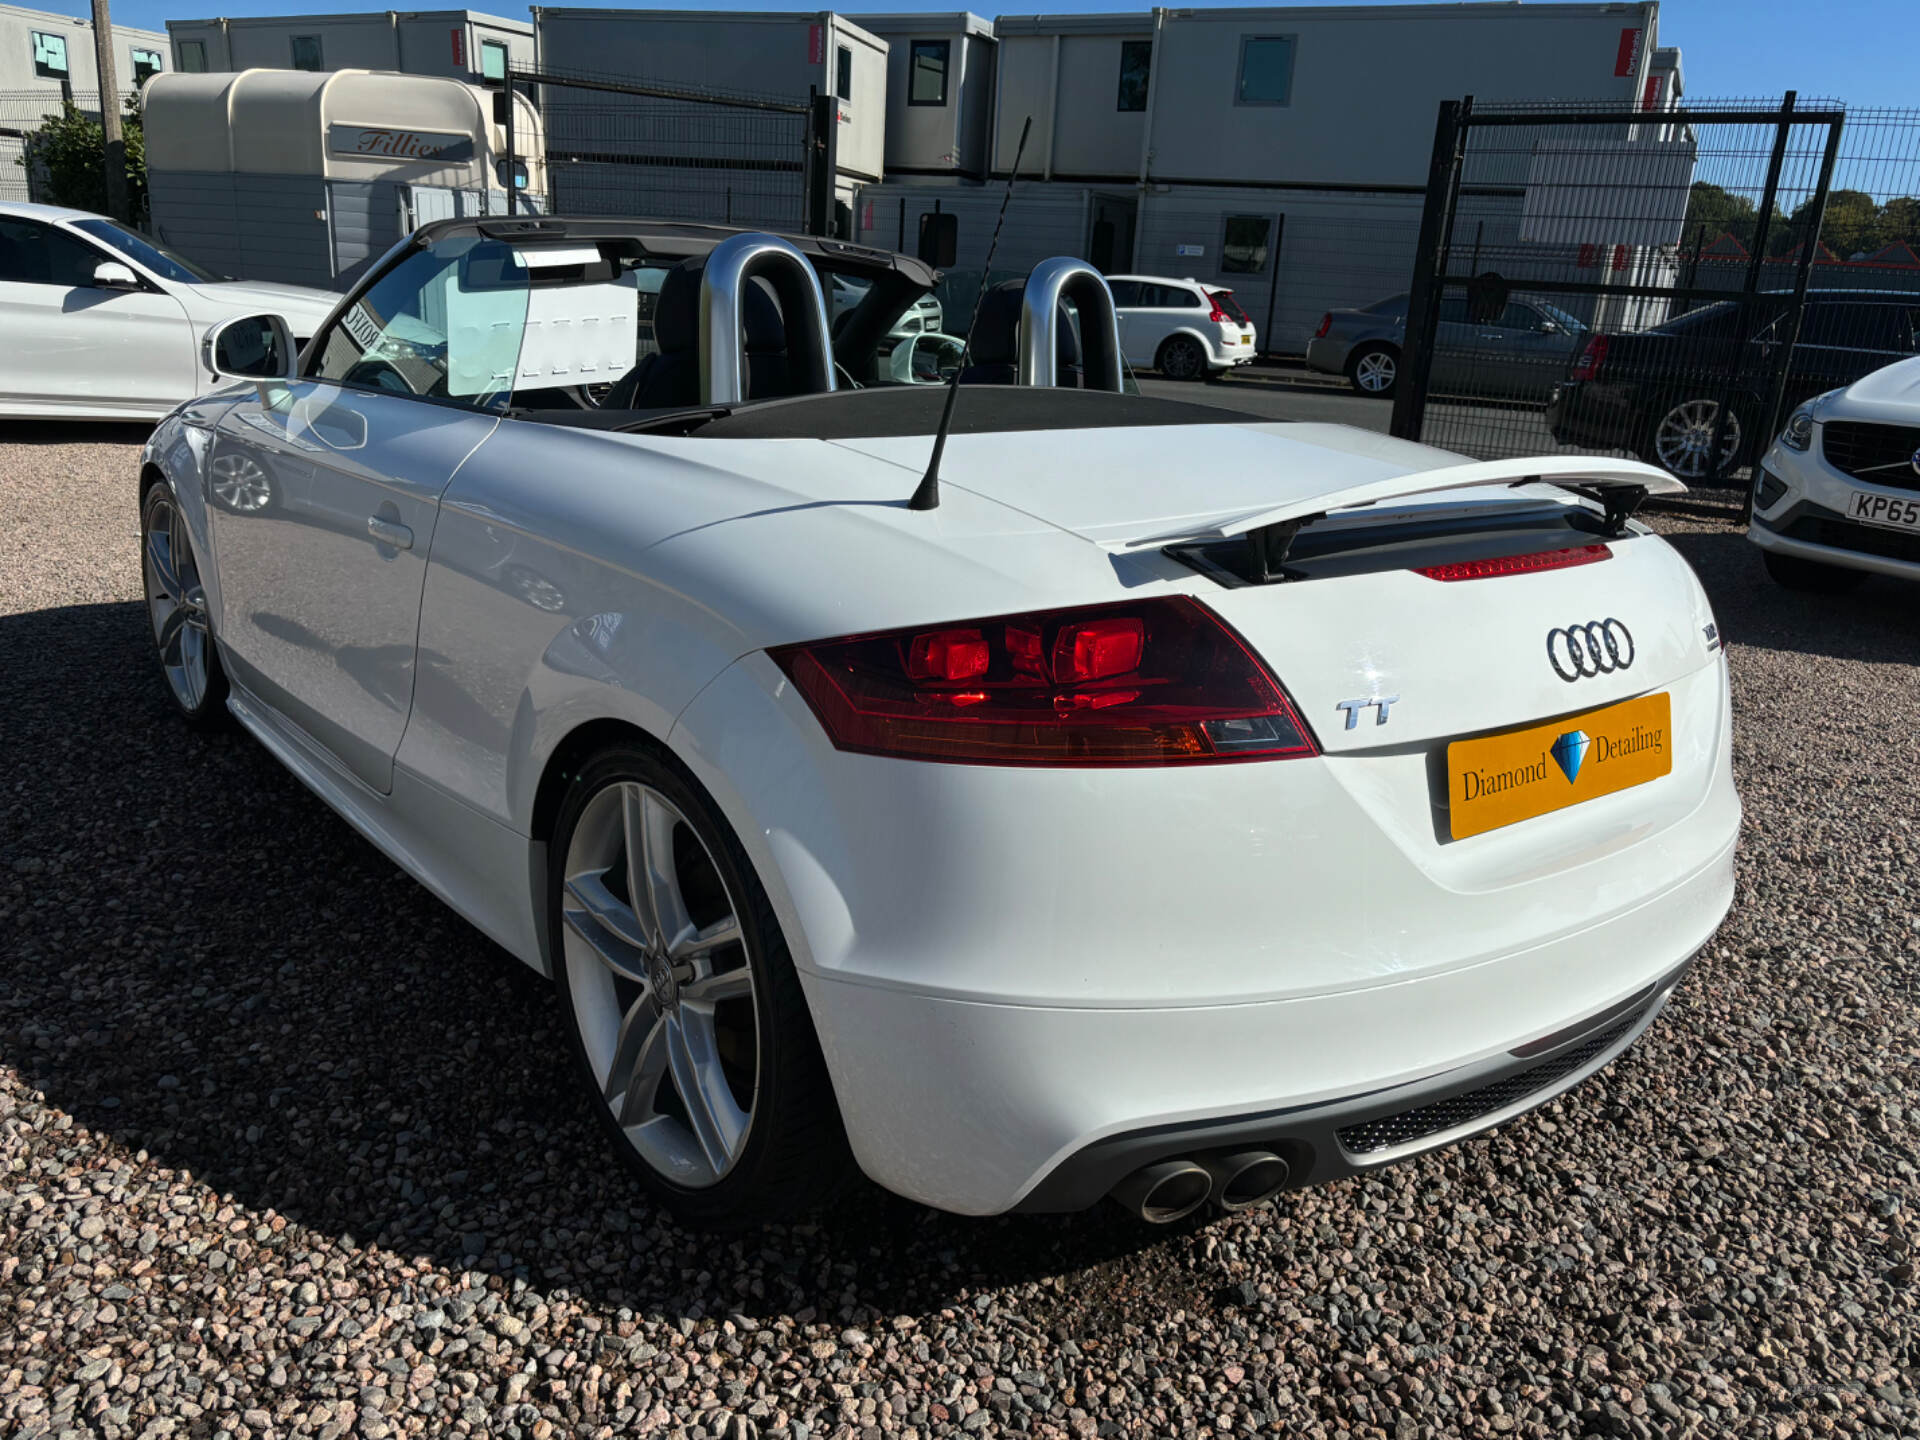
[0,216,194,415]
[207,240,520,793]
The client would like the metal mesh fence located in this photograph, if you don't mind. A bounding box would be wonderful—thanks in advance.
[1401,97,1920,484]
[517,65,815,233]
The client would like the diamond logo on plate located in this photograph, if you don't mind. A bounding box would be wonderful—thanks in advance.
[1550,729,1591,784]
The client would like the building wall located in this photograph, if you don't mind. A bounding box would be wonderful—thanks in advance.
[852,15,995,178]
[1142,4,1658,187]
[992,25,1152,179]
[166,11,533,85]
[0,6,168,93]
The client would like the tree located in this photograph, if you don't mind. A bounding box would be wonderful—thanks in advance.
[1877,196,1920,254]
[1784,188,1879,259]
[1681,181,1759,252]
[20,98,146,223]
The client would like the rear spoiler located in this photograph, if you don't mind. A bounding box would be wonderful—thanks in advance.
[1121,457,1684,561]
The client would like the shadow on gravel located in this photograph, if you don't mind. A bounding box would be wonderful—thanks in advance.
[0,600,1215,1332]
[0,418,153,446]
[1657,525,1920,667]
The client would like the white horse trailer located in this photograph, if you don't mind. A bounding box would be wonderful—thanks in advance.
[143,67,545,287]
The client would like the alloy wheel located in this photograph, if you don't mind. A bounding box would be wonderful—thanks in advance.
[1354,349,1397,394]
[209,452,274,512]
[1160,338,1204,380]
[560,780,758,1189]
[142,488,213,713]
[1654,399,1741,480]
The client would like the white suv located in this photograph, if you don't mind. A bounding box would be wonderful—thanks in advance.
[1106,274,1258,380]
[1749,354,1920,591]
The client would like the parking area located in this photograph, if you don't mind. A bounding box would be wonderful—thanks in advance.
[1,423,1917,1440]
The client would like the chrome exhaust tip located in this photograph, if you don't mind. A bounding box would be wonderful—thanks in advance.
[1199,1150,1291,1211]
[1108,1159,1213,1224]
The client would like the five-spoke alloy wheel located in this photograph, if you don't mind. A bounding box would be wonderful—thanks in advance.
[1347,343,1398,398]
[549,746,849,1224]
[141,482,228,725]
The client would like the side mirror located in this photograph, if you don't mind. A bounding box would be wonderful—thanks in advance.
[93,260,140,290]
[203,313,297,383]
[1538,319,1563,335]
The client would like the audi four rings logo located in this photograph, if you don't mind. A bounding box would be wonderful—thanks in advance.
[1546,620,1635,682]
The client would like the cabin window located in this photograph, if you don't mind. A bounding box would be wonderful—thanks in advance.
[290,34,324,71]
[131,48,163,83]
[1221,216,1273,274]
[481,39,508,81]
[178,40,207,73]
[31,32,68,81]
[836,45,853,103]
[908,40,949,107]
[1236,36,1297,106]
[1116,40,1151,112]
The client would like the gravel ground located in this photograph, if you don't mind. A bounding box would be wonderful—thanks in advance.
[2,424,1917,1440]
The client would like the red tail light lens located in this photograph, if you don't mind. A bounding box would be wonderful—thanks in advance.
[1570,334,1610,381]
[772,597,1317,767]
[1415,545,1612,582]
[1207,298,1228,324]
[1313,313,1332,340]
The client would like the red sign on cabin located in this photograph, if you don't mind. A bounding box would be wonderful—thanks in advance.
[808,24,824,65]
[451,29,464,68]
[1614,27,1642,78]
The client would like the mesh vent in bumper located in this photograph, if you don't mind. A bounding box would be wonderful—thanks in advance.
[1336,1005,1646,1156]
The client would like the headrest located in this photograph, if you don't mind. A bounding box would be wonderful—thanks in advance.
[964,279,1080,375]
[652,258,703,354]
[743,276,786,354]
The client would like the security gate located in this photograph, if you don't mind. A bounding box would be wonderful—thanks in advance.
[499,63,836,238]
[1391,95,1848,485]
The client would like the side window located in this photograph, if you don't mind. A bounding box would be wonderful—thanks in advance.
[836,45,852,103]
[1117,39,1151,112]
[0,217,108,287]
[1106,279,1141,307]
[480,39,508,82]
[1236,35,1296,106]
[131,48,163,83]
[308,239,530,411]
[290,35,323,71]
[1498,301,1544,331]
[1172,286,1205,309]
[908,40,949,107]
[31,31,68,81]
[1438,297,1470,325]
[1798,305,1901,351]
[178,39,207,73]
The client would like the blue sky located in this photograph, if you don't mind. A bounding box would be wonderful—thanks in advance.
[58,0,1918,110]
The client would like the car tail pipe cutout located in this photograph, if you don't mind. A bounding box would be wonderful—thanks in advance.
[1108,1159,1213,1224]
[1019,257,1124,393]
[1198,1150,1291,1211]
[699,232,837,405]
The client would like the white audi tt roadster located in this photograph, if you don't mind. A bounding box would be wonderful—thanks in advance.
[140,217,1738,1225]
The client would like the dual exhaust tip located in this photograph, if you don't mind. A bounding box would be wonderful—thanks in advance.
[1109,1150,1292,1224]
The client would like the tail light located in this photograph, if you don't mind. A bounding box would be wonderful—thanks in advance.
[771,596,1317,767]
[1313,313,1332,340]
[1207,298,1229,324]
[1415,545,1611,582]
[1570,334,1610,381]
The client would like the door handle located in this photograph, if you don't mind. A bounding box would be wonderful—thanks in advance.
[367,516,413,550]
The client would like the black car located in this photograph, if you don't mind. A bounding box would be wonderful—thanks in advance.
[1547,292,1920,482]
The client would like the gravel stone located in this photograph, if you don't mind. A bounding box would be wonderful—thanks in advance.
[2,433,1917,1438]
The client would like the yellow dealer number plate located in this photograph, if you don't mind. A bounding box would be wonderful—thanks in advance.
[1447,692,1672,840]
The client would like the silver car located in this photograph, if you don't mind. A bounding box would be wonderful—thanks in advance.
[1305,292,1588,402]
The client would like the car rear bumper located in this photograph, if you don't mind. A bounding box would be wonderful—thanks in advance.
[1547,380,1639,451]
[672,650,1740,1216]
[1304,337,1349,377]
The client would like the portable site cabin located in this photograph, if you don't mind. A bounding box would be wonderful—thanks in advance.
[143,67,545,288]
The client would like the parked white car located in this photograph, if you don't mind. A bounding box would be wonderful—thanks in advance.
[1750,355,1920,590]
[140,221,1737,1227]
[0,202,339,420]
[1106,274,1258,379]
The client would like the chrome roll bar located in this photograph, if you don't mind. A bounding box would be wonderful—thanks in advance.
[1017,257,1124,393]
[699,232,837,405]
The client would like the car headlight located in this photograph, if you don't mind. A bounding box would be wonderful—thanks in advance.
[1780,403,1815,451]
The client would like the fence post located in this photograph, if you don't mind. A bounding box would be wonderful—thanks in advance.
[1707,91,1795,484]
[1392,97,1467,442]
[502,74,517,217]
[806,86,839,236]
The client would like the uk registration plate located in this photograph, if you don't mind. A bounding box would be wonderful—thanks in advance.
[1846,491,1920,533]
[1446,692,1673,840]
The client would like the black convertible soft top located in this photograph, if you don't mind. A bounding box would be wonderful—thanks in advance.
[688,384,1261,440]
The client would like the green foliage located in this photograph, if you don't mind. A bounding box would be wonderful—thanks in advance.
[1685,179,1920,262]
[18,99,147,223]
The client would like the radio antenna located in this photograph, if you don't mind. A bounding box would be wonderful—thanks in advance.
[909,115,1032,512]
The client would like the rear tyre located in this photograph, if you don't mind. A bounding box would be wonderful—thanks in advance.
[140,480,229,728]
[1645,395,1749,484]
[548,743,853,1226]
[1763,550,1868,594]
[1156,335,1207,381]
[1346,343,1399,399]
